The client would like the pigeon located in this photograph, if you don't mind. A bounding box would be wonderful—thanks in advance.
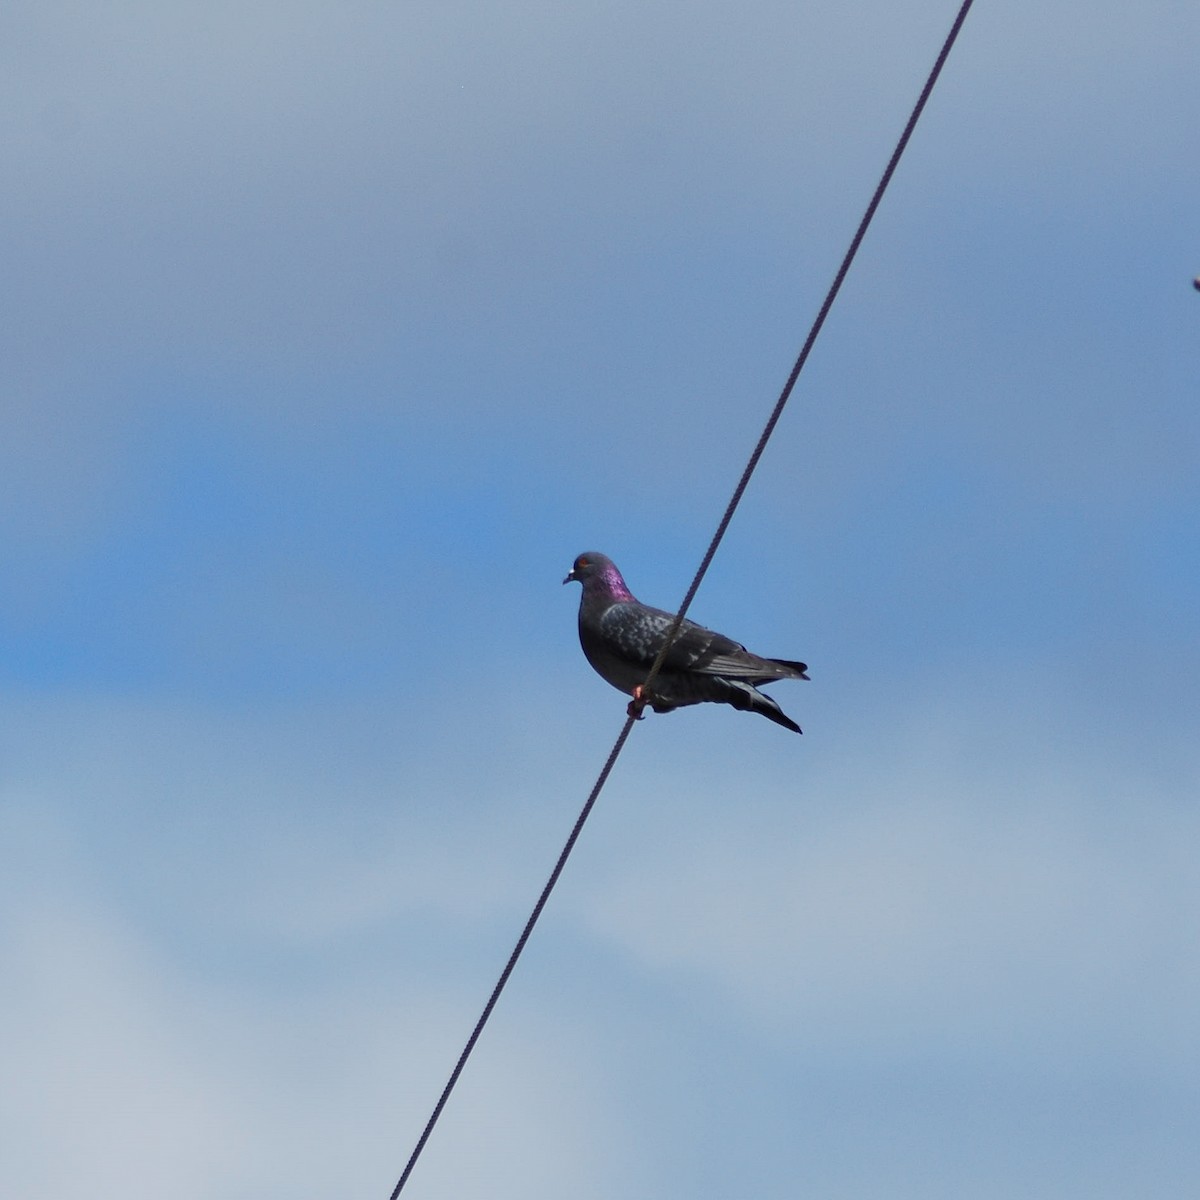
[563,551,809,733]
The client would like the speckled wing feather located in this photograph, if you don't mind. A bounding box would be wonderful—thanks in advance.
[599,603,808,682]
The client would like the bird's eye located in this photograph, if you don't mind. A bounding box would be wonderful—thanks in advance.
[576,556,589,569]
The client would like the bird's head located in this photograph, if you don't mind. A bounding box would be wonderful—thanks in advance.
[563,551,638,602]
[563,552,613,586]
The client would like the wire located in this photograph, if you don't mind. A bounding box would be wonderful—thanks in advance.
[388,715,637,1200]
[387,1,974,1192]
[637,0,976,702]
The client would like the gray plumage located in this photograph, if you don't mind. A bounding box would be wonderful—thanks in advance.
[563,551,809,733]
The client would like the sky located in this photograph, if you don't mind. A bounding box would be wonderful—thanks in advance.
[2,1,1198,1196]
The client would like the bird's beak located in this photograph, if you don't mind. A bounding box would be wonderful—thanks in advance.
[562,570,576,585]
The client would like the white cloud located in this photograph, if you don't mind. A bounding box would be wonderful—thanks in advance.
[571,678,1200,1066]
[0,807,249,1196]
[2,657,1198,1198]
[0,731,636,1199]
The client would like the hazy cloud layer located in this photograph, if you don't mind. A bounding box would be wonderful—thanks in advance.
[2,0,1198,1195]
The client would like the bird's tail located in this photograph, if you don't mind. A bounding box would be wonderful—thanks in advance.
[769,657,811,681]
[718,679,803,734]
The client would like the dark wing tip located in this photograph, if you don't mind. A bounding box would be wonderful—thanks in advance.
[769,708,803,734]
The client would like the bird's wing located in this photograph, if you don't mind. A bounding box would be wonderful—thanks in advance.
[668,619,789,678]
[600,603,795,680]
[596,602,675,665]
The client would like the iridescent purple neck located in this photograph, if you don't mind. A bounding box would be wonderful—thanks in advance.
[598,563,635,601]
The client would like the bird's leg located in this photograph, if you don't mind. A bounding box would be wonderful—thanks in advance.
[627,685,648,720]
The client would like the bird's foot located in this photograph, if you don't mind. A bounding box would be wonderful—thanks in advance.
[627,685,648,720]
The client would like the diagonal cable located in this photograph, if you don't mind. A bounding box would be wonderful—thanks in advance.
[637,0,976,702]
[388,1,974,1192]
[388,715,637,1200]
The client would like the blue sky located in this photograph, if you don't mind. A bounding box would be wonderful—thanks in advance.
[2,1,1198,1196]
